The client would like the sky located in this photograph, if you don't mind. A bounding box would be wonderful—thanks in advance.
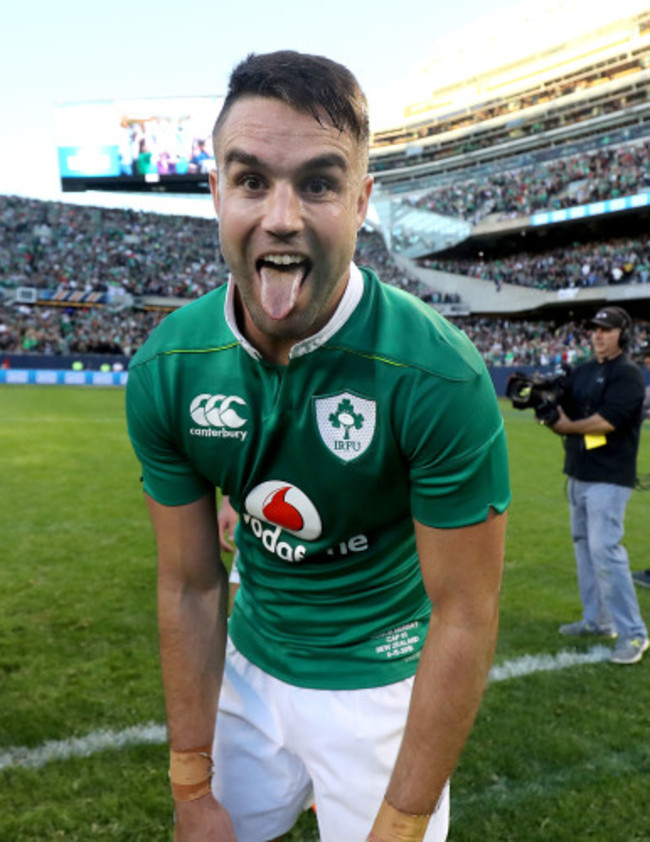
[1,0,646,209]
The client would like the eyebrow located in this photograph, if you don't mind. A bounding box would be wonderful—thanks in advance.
[223,148,349,173]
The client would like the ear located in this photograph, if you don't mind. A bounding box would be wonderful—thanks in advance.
[209,169,221,218]
[356,174,374,229]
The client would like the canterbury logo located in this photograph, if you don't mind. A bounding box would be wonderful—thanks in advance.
[189,394,248,440]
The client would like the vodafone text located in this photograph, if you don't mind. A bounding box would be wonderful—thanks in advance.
[242,513,369,563]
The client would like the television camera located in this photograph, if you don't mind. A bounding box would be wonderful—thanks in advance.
[506,365,571,426]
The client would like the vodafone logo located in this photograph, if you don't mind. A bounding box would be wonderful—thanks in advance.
[244,481,322,541]
[242,480,368,564]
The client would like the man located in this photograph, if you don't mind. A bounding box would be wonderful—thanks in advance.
[126,51,510,842]
[543,306,648,664]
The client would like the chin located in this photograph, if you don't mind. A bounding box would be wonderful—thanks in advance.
[256,311,309,340]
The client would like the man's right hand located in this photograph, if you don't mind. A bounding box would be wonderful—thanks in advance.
[173,794,237,841]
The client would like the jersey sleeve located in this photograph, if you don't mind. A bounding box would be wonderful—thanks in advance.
[405,360,511,529]
[126,360,213,506]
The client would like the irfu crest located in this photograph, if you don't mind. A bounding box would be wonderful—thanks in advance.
[329,398,365,440]
[314,392,376,462]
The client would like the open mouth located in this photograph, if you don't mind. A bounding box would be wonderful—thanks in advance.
[256,254,312,320]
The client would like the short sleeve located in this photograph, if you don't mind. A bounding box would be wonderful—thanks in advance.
[597,365,645,429]
[126,361,212,506]
[407,363,511,528]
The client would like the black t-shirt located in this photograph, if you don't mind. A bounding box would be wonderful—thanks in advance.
[561,353,644,487]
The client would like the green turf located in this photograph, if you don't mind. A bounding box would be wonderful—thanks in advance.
[1,386,648,840]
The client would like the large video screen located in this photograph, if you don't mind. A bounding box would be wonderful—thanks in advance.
[55,96,223,193]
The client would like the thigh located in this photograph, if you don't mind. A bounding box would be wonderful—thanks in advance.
[568,477,587,538]
[584,483,630,551]
[287,679,450,842]
[212,641,313,842]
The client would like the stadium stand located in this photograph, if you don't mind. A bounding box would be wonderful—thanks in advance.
[0,196,432,358]
[405,138,650,225]
[2,5,650,370]
[423,230,650,292]
[369,6,650,187]
[361,4,650,327]
[1,193,648,370]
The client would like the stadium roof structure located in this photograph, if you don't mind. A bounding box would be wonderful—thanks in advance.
[363,2,650,272]
[370,2,650,171]
[372,0,650,138]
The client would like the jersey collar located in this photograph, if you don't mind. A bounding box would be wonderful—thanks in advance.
[224,263,364,361]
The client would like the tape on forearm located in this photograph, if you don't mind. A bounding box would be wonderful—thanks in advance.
[369,798,431,842]
[169,745,213,802]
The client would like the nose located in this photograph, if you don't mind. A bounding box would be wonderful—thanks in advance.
[262,182,303,239]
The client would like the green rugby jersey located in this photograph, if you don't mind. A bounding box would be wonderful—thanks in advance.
[127,265,511,690]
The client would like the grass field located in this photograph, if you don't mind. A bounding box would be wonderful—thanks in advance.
[1,385,649,841]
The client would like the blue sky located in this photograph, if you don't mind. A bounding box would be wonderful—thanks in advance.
[0,0,524,199]
[1,0,644,203]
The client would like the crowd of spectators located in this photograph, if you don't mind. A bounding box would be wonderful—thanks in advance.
[3,295,647,369]
[408,137,650,225]
[424,231,650,292]
[0,306,164,358]
[0,194,429,301]
[0,195,428,356]
[2,195,649,367]
[458,317,648,367]
[0,195,229,299]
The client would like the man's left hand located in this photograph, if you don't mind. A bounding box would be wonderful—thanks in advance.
[545,405,571,434]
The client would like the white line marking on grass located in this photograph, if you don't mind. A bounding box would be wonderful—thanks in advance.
[0,722,166,772]
[488,644,611,682]
[1,645,613,773]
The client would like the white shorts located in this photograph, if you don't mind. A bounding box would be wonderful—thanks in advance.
[212,639,450,842]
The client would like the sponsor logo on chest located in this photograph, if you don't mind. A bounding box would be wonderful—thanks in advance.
[243,480,369,563]
[189,393,248,441]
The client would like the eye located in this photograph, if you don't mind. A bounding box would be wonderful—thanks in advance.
[239,173,266,192]
[303,176,333,196]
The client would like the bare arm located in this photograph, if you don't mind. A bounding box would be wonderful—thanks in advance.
[146,490,236,840]
[371,509,506,833]
[549,406,614,436]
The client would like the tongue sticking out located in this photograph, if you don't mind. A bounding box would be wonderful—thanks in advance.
[259,264,305,320]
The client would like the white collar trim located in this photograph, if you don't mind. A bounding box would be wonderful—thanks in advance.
[224,263,364,361]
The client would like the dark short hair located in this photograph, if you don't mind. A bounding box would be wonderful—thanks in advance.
[213,50,369,154]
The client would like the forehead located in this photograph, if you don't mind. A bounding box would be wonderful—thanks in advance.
[215,96,361,170]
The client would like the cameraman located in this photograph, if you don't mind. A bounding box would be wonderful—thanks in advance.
[543,306,648,665]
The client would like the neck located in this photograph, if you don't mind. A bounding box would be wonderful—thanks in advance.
[597,348,623,363]
[234,294,293,365]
